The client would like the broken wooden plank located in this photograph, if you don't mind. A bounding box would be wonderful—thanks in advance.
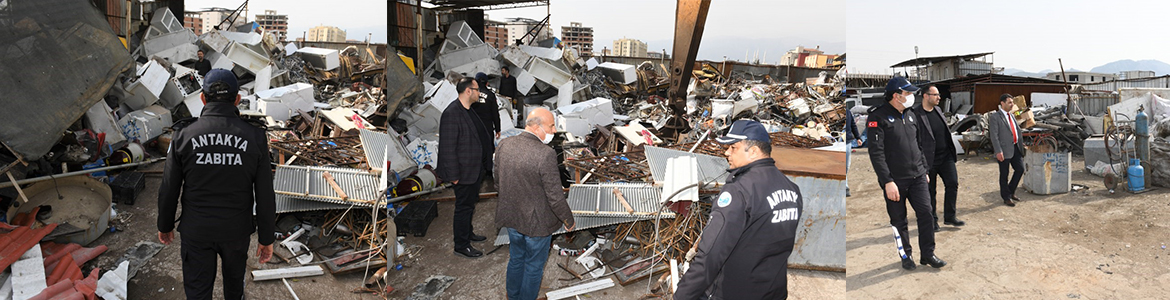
[322,171,348,200]
[251,265,325,281]
[612,188,634,214]
[545,278,615,300]
[6,172,28,203]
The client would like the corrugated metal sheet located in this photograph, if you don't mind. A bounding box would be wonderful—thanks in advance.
[273,165,383,206]
[566,183,674,217]
[643,146,729,185]
[0,224,59,272]
[1075,93,1118,116]
[359,128,418,176]
[275,194,366,213]
[1083,75,1170,92]
[785,174,845,271]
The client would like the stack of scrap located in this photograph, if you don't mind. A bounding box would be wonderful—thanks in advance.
[0,224,115,300]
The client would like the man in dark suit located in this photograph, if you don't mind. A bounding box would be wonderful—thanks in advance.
[913,85,965,231]
[989,93,1025,207]
[495,108,575,300]
[437,77,493,258]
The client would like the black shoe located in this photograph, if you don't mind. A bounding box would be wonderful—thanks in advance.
[846,187,851,197]
[934,223,940,232]
[470,233,487,242]
[944,218,966,226]
[1011,195,1021,201]
[920,255,947,268]
[1003,200,1016,207]
[901,255,917,270]
[454,246,483,258]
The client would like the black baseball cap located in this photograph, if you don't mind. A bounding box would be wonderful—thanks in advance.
[885,76,919,93]
[716,120,771,144]
[202,68,239,97]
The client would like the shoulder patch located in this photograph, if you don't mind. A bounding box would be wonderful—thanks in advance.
[886,116,895,123]
[867,121,878,128]
[908,114,914,123]
[717,192,732,207]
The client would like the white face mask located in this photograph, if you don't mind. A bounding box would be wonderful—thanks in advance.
[541,128,554,144]
[902,93,915,107]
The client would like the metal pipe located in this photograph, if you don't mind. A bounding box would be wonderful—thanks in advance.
[0,158,165,189]
[387,183,452,204]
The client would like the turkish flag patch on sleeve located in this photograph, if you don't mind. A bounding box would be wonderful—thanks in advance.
[868,121,878,128]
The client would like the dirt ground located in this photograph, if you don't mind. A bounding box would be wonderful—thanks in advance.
[80,161,843,299]
[846,148,1170,298]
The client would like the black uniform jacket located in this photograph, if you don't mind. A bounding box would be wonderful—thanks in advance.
[912,105,959,166]
[867,103,929,186]
[157,102,276,246]
[674,158,803,300]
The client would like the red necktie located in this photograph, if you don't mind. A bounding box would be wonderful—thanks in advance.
[1005,111,1017,144]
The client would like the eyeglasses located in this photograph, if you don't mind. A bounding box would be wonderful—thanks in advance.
[925,93,940,96]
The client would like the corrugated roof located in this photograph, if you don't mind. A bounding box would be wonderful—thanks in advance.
[643,146,729,185]
[566,183,675,217]
[0,224,59,272]
[890,52,994,68]
[275,194,365,213]
[359,128,418,176]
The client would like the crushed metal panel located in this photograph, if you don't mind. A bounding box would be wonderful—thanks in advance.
[145,8,184,39]
[225,42,271,74]
[296,47,340,71]
[785,174,845,271]
[644,145,730,185]
[438,44,498,72]
[526,58,571,87]
[273,165,382,205]
[359,128,419,176]
[141,29,197,58]
[446,21,484,48]
[596,62,637,85]
[566,183,674,217]
[275,194,363,213]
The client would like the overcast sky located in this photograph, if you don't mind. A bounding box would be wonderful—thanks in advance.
[187,0,843,62]
[191,0,388,43]
[847,0,1170,74]
[481,0,844,62]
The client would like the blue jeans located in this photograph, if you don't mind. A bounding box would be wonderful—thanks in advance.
[506,227,552,300]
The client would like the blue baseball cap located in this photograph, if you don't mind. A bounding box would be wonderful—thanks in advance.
[202,68,239,97]
[475,72,488,83]
[885,76,919,93]
[716,120,771,144]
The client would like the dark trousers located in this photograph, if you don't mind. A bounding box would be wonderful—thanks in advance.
[883,175,934,258]
[928,156,959,223]
[999,144,1025,201]
[453,178,483,249]
[181,235,249,300]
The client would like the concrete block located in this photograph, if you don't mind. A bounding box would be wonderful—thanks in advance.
[84,101,128,146]
[526,58,571,87]
[296,47,340,70]
[151,43,199,64]
[118,105,172,143]
[1024,151,1071,195]
[141,30,197,58]
[224,42,271,74]
[597,62,636,85]
[122,60,170,110]
[438,44,498,72]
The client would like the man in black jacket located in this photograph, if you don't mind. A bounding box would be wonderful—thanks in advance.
[913,85,964,231]
[438,77,492,258]
[157,69,275,299]
[867,76,946,270]
[471,72,502,163]
[498,65,519,100]
[675,120,803,300]
[194,50,211,77]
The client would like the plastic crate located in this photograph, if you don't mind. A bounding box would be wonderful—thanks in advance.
[110,171,145,205]
[394,200,438,237]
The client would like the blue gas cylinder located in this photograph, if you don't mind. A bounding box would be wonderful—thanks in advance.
[1128,158,1145,192]
[1136,107,1149,136]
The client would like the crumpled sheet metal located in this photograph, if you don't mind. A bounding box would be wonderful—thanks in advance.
[273,165,382,206]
